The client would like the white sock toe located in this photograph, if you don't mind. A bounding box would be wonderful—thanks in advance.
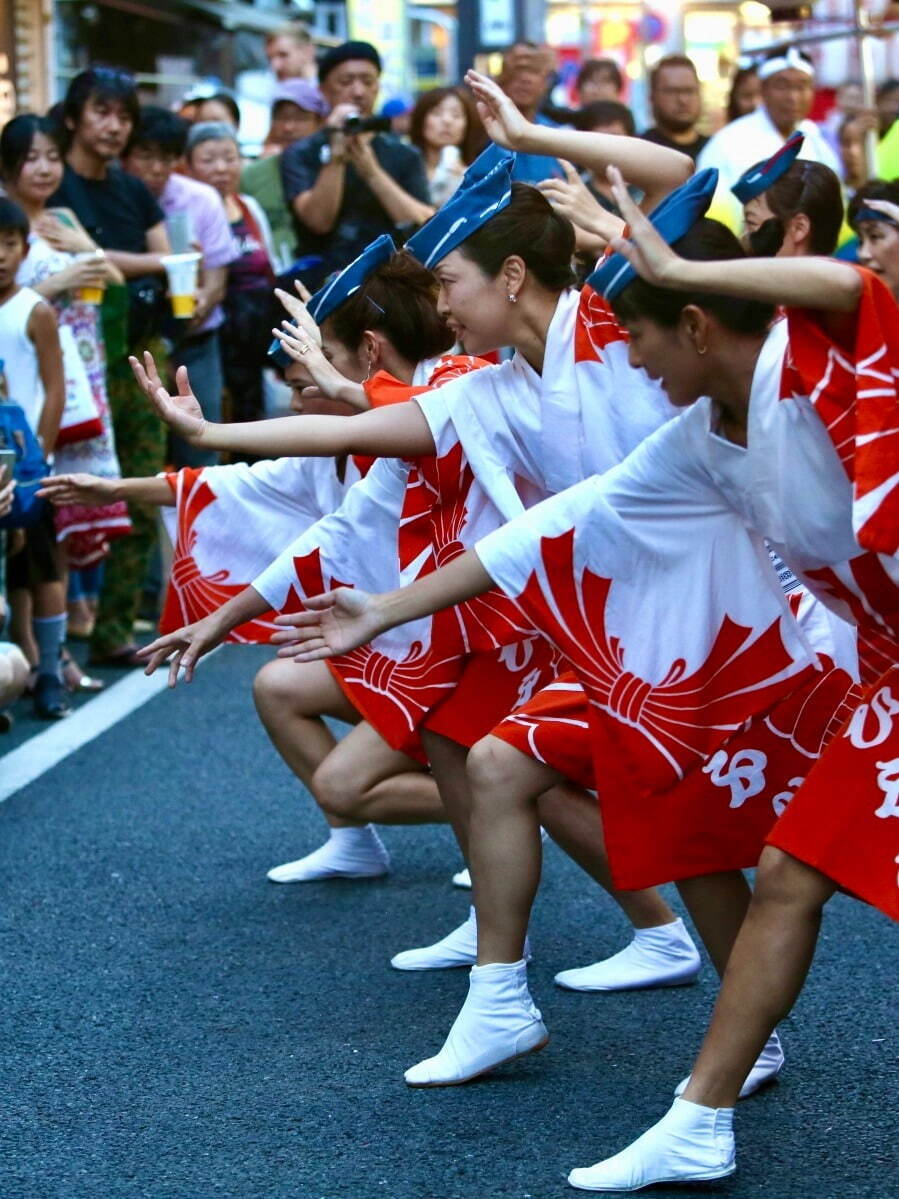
[404,960,548,1087]
[567,1099,735,1192]
[674,1031,784,1100]
[266,825,390,883]
[555,919,701,992]
[390,908,532,971]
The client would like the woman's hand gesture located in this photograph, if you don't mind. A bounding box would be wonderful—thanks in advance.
[464,70,531,151]
[35,211,95,255]
[37,473,116,507]
[274,284,322,347]
[136,614,225,686]
[606,165,685,288]
[130,352,207,443]
[270,588,386,662]
[538,162,626,251]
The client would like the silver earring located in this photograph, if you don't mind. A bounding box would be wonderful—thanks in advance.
[507,293,518,304]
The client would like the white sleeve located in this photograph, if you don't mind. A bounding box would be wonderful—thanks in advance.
[252,456,410,610]
[413,362,547,518]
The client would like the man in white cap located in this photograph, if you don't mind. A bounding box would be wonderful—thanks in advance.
[697,47,840,229]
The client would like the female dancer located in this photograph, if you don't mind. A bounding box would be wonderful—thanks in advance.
[132,88,698,977]
[271,169,889,1190]
[43,244,469,878]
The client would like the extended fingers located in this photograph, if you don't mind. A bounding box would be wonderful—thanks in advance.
[272,608,329,628]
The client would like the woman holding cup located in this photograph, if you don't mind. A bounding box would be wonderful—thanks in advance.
[0,114,129,671]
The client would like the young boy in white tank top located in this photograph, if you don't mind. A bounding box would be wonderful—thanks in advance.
[0,197,68,718]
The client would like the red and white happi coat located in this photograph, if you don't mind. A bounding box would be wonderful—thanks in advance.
[253,286,677,754]
[478,269,899,919]
[158,355,481,644]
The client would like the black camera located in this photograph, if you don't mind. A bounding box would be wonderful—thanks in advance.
[340,114,393,136]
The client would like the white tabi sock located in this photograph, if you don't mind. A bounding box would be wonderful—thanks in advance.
[404,959,548,1087]
[554,918,701,992]
[266,824,390,883]
[567,1098,736,1192]
[390,907,532,971]
[675,1030,784,1099]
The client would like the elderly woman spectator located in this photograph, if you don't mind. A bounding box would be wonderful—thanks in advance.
[185,121,276,426]
[408,87,484,207]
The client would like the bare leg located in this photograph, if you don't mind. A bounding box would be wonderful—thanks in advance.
[466,735,559,963]
[420,729,474,860]
[253,657,358,828]
[313,721,446,826]
[683,847,835,1108]
[676,870,753,978]
[539,783,678,929]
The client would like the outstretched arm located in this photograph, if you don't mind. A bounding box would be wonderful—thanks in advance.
[38,473,174,507]
[271,549,495,662]
[466,71,692,208]
[607,166,863,312]
[130,349,436,460]
[137,586,271,686]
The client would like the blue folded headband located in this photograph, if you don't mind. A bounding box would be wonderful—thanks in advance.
[268,234,397,367]
[406,155,515,270]
[458,143,515,191]
[854,205,899,228]
[588,167,719,301]
[731,132,805,203]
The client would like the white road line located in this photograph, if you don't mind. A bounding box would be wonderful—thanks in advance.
[0,651,220,804]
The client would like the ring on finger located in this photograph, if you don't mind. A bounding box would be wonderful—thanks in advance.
[299,343,310,355]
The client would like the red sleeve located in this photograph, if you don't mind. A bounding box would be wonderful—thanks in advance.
[785,266,899,554]
[362,355,490,410]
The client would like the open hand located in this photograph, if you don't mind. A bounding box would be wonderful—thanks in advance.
[538,162,626,250]
[274,286,322,347]
[130,352,208,443]
[606,165,683,287]
[38,473,115,506]
[270,588,386,661]
[136,614,225,686]
[464,70,531,150]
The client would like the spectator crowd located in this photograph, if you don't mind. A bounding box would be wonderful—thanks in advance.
[1,18,897,724]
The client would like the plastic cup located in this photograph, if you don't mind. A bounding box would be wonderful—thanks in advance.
[74,251,106,304]
[165,211,194,255]
[161,251,202,319]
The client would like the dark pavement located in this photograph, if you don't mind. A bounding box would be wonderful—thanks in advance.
[1,646,896,1199]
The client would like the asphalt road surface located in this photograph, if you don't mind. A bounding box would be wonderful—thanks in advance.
[1,646,896,1199]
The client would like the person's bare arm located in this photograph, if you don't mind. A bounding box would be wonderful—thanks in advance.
[608,166,863,312]
[137,586,271,686]
[130,348,437,459]
[290,106,359,234]
[105,220,171,277]
[467,70,692,208]
[38,473,174,507]
[28,302,65,454]
[347,137,435,226]
[270,549,495,662]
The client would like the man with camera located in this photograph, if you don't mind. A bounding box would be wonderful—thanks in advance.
[280,41,433,287]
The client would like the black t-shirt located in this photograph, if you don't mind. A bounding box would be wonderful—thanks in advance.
[280,131,430,276]
[640,127,709,162]
[49,164,164,251]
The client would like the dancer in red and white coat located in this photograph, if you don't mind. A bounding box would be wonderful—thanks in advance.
[133,84,703,981]
[273,171,892,1189]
